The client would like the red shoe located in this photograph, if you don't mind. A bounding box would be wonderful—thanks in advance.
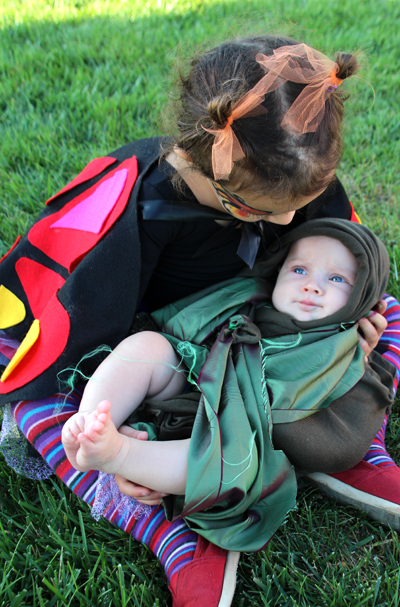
[305,461,400,530]
[169,535,240,607]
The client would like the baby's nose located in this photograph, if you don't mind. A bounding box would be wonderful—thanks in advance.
[303,281,322,294]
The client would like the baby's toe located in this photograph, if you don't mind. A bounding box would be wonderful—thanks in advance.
[97,400,112,415]
[63,425,77,443]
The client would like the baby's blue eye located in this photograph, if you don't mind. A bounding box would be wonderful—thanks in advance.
[294,267,306,275]
[331,275,345,283]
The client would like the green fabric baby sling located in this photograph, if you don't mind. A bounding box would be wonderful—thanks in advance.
[132,219,391,552]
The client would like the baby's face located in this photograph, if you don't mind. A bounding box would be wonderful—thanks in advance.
[272,236,358,321]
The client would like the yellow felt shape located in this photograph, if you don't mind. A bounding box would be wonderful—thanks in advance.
[1,319,40,382]
[0,285,26,329]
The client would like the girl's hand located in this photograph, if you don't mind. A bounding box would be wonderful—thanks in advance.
[115,425,169,504]
[357,299,387,357]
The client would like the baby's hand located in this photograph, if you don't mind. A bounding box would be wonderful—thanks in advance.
[357,299,388,358]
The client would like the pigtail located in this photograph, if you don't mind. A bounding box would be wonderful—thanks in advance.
[207,95,234,130]
[335,52,359,81]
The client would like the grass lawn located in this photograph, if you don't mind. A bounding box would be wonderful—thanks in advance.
[0,0,399,605]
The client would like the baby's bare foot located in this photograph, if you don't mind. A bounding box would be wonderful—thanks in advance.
[62,412,87,470]
[71,400,126,473]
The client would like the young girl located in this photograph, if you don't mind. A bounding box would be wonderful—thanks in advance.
[0,35,399,606]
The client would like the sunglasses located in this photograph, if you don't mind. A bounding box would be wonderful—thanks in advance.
[212,182,278,219]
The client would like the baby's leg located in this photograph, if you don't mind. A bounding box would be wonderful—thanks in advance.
[63,332,186,467]
[64,399,190,495]
[80,331,187,428]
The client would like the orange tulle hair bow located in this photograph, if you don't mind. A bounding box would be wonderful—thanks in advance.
[203,43,343,181]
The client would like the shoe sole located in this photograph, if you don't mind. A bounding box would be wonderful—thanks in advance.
[218,550,240,607]
[305,472,400,531]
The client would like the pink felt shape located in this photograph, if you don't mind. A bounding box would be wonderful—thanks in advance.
[28,156,138,273]
[15,258,65,319]
[50,169,128,234]
[46,156,117,205]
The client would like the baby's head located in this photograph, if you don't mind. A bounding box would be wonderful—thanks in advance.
[272,235,358,321]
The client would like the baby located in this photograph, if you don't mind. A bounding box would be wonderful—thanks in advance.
[62,234,359,494]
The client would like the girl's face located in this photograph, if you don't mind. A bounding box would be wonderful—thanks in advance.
[211,181,325,225]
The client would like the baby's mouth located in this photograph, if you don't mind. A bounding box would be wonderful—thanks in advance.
[297,299,321,308]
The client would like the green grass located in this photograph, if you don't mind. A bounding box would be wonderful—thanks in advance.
[0,0,399,605]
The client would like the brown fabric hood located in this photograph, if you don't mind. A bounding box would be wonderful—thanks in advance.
[245,218,390,329]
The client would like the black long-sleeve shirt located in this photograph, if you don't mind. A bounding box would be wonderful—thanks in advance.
[137,159,353,310]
